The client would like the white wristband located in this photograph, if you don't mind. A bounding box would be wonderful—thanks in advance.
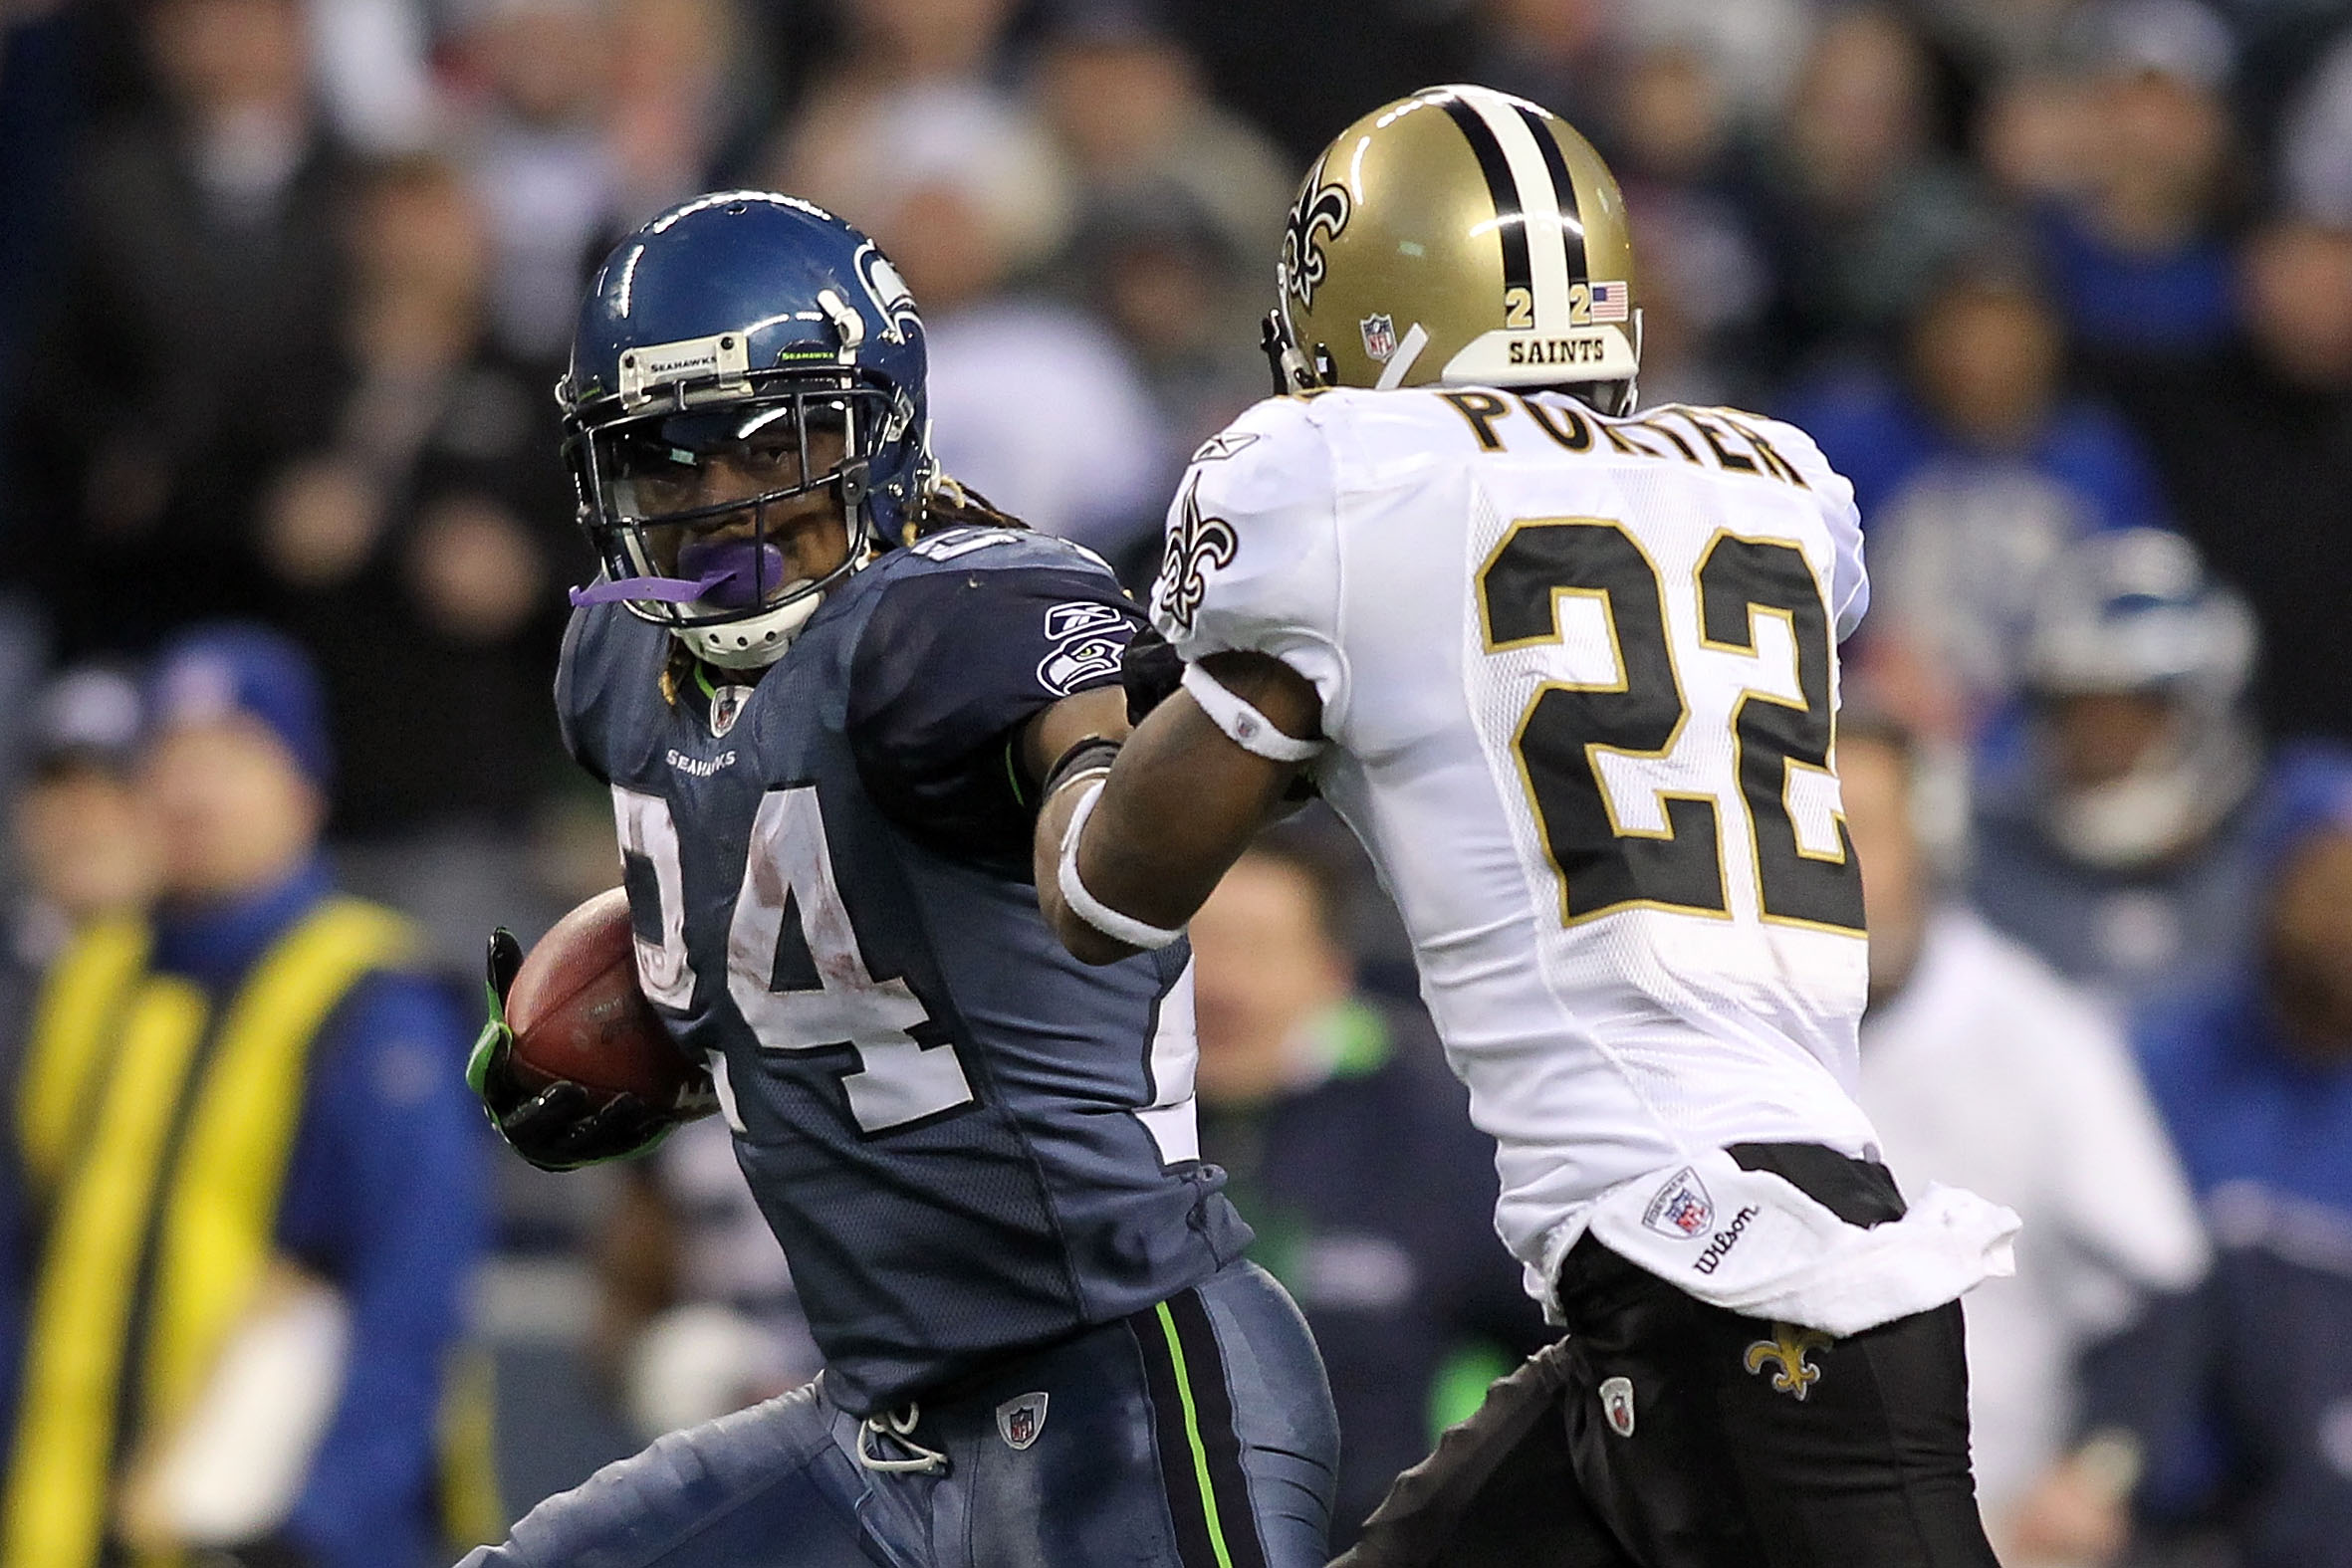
[1056,781,1184,951]
[1180,662,1324,763]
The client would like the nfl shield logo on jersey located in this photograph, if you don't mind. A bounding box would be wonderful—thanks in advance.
[1641,1168,1715,1239]
[1599,1376,1636,1438]
[709,685,754,739]
[1360,314,1399,362]
[997,1392,1049,1451]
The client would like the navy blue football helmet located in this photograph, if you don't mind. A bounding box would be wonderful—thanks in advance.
[561,192,932,668]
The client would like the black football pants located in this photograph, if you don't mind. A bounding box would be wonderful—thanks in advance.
[1338,1145,2000,1568]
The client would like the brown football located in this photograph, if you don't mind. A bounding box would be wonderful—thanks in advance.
[504,887,695,1107]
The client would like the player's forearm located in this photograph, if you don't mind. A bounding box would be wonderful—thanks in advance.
[1037,689,1302,964]
[1036,773,1138,965]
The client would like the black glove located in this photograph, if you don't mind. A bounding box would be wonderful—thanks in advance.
[466,928,703,1173]
[1121,624,1185,728]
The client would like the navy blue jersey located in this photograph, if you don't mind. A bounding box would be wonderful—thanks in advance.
[556,528,1250,1415]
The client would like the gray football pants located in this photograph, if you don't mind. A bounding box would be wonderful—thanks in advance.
[459,1260,1338,1568]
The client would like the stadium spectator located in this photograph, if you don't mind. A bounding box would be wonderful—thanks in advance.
[1608,0,1817,122]
[1965,528,2324,1011]
[1458,0,1615,146]
[603,0,772,220]
[791,82,1172,558]
[1787,259,2171,743]
[770,0,1023,206]
[2091,215,2352,747]
[1911,0,2089,82]
[1751,6,1998,374]
[2280,23,2352,226]
[0,664,161,1448]
[5,0,353,655]
[2028,0,2245,359]
[304,0,434,155]
[1188,836,1548,1549]
[0,625,492,1568]
[1841,707,2209,1561]
[2131,759,2352,1567]
[256,153,583,968]
[1034,6,1290,511]
[2,665,160,972]
[1034,1,1293,275]
[1606,38,1775,408]
[447,0,625,364]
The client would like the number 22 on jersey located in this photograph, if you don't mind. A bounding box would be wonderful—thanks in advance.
[1476,516,1866,933]
[612,784,975,1133]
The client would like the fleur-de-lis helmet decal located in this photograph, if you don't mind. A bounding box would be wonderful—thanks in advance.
[1281,157,1352,314]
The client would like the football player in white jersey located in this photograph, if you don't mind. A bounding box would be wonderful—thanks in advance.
[1028,86,2022,1566]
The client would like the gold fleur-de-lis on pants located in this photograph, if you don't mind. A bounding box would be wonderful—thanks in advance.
[1744,1323,1835,1400]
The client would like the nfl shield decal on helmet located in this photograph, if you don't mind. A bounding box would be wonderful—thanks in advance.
[1599,1376,1636,1438]
[709,685,754,739]
[997,1392,1049,1451]
[1360,314,1399,362]
[1642,1167,1715,1239]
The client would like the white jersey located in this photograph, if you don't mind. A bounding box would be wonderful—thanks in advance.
[1155,386,2017,1329]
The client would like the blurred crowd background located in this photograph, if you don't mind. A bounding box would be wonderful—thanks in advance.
[2,0,2351,1563]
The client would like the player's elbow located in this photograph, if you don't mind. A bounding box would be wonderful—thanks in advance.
[1042,893,1142,966]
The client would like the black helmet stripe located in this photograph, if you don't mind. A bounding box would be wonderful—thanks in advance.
[1514,104,1589,290]
[1432,90,1533,307]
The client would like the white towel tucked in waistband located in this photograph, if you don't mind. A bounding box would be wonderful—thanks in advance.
[1538,1147,2021,1336]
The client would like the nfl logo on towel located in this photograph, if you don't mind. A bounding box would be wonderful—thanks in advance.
[1642,1168,1715,1238]
[997,1392,1049,1451]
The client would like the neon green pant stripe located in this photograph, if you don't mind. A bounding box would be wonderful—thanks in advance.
[1155,1300,1237,1568]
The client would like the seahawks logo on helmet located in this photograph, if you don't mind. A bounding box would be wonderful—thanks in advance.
[1157,479,1238,635]
[1282,165,1351,313]
[853,242,922,345]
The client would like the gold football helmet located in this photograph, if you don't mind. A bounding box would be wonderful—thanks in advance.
[1266,85,1641,414]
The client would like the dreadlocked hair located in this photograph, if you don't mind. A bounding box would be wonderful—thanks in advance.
[901,472,1029,540]
[657,475,1031,705]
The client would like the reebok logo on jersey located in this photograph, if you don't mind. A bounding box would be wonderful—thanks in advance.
[1044,602,1129,642]
[1641,1168,1715,1239]
[667,749,737,778]
[1693,1207,1762,1275]
[997,1392,1049,1451]
[1190,431,1261,465]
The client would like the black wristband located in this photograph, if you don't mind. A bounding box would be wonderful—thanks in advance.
[1039,736,1122,804]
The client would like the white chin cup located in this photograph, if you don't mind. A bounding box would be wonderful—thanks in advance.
[677,591,823,670]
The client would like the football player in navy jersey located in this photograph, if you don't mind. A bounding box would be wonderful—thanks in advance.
[457,193,1337,1568]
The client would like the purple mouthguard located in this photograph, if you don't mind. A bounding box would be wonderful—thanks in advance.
[569,538,788,609]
